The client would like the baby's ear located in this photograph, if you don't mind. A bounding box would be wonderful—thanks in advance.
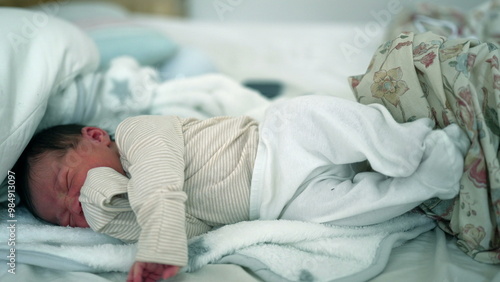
[81,127,111,144]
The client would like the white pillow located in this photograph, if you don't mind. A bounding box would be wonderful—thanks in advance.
[0,8,99,199]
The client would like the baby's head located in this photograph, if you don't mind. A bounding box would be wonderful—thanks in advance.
[13,124,124,228]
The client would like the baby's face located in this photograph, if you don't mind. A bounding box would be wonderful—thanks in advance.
[28,127,125,228]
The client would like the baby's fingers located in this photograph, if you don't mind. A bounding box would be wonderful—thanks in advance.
[162,266,180,279]
[126,262,143,282]
[127,261,161,282]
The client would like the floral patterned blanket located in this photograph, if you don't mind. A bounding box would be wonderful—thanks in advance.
[349,29,500,263]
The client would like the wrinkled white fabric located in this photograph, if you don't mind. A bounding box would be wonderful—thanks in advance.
[251,95,465,226]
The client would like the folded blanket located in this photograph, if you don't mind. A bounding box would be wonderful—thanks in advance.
[349,31,500,263]
[0,206,434,282]
[38,56,271,135]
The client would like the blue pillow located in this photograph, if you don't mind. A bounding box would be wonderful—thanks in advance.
[31,1,177,69]
[86,25,177,69]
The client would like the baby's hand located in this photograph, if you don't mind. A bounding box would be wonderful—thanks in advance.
[126,261,180,282]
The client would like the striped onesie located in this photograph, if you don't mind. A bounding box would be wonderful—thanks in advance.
[80,115,259,266]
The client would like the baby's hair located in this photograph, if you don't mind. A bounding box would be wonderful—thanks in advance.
[12,124,86,222]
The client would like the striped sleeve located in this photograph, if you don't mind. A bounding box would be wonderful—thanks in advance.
[115,115,188,267]
[80,167,141,243]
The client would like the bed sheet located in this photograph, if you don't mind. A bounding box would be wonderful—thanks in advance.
[373,228,500,282]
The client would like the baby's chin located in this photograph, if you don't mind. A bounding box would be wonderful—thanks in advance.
[76,216,90,228]
[76,221,90,228]
[69,213,90,228]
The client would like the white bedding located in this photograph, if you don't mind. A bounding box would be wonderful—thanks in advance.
[1,9,499,282]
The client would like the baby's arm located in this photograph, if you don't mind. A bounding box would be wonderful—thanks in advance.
[116,116,189,275]
[82,166,182,282]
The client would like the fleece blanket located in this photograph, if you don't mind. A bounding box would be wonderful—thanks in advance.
[185,213,435,282]
[349,31,500,263]
[0,207,132,272]
[0,206,434,281]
